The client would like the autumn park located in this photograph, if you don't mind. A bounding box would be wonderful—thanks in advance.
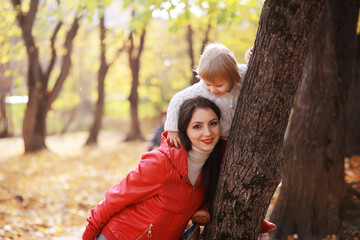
[1,0,360,239]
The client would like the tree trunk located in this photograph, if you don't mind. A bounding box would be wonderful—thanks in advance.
[85,16,108,146]
[186,23,211,85]
[0,94,8,138]
[346,33,360,157]
[125,30,146,141]
[270,0,359,239]
[12,0,80,152]
[203,1,326,239]
[199,23,211,56]
[0,63,11,138]
[186,24,198,85]
[22,54,47,151]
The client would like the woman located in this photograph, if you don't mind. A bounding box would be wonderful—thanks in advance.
[82,97,222,240]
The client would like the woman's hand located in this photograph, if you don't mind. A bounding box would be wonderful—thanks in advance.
[167,131,182,148]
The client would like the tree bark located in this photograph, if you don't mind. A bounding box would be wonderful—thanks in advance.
[125,29,146,141]
[346,32,360,157]
[203,1,326,239]
[270,0,359,239]
[85,16,108,146]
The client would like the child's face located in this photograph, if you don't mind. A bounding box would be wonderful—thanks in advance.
[203,78,233,97]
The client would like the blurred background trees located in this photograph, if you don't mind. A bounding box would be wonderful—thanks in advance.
[0,0,261,151]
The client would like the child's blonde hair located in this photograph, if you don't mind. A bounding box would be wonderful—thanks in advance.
[196,43,241,84]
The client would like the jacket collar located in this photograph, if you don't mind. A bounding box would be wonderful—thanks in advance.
[158,131,189,180]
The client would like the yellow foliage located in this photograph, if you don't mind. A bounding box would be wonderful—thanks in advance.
[0,132,147,239]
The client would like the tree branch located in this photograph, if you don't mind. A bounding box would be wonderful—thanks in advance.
[47,15,80,109]
[12,0,40,33]
[109,44,127,67]
[128,31,134,59]
[127,8,135,59]
[27,0,39,29]
[136,28,146,59]
[11,0,26,29]
[12,0,43,78]
[200,23,212,54]
[45,21,62,81]
[186,24,195,69]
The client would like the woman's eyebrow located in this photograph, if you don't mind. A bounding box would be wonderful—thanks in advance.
[191,118,218,125]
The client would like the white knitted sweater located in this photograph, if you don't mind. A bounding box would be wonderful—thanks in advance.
[165,64,247,140]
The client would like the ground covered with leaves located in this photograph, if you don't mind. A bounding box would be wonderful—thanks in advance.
[0,132,146,240]
[0,132,359,239]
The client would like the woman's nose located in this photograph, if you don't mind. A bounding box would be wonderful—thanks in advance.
[203,126,211,136]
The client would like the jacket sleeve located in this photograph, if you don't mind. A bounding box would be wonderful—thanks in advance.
[82,151,166,240]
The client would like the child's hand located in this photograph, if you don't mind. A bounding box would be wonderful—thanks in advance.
[167,131,182,148]
[245,47,253,66]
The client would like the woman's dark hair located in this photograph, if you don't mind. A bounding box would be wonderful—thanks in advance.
[178,96,222,206]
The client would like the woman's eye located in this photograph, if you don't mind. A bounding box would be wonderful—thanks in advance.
[210,121,218,126]
[193,124,201,129]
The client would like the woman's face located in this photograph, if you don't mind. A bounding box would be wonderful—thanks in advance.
[186,107,220,152]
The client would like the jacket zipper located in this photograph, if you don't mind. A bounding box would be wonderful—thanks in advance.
[136,223,153,239]
[177,183,196,237]
[182,178,196,220]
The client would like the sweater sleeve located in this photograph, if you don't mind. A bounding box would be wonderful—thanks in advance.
[238,63,248,83]
[164,82,204,132]
[82,152,166,240]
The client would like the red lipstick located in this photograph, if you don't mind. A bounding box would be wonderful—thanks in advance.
[202,138,214,145]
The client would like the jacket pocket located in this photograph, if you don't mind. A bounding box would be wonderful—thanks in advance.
[136,223,153,239]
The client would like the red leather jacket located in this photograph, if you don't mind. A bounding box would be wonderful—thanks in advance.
[83,132,205,240]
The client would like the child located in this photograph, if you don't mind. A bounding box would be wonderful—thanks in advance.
[165,43,276,233]
[165,43,249,147]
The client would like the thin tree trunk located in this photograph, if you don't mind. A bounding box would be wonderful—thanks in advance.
[199,23,211,55]
[85,16,108,145]
[270,0,359,239]
[60,106,77,134]
[187,23,212,86]
[0,62,11,138]
[0,94,8,138]
[203,1,326,239]
[186,24,198,85]
[125,30,146,141]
